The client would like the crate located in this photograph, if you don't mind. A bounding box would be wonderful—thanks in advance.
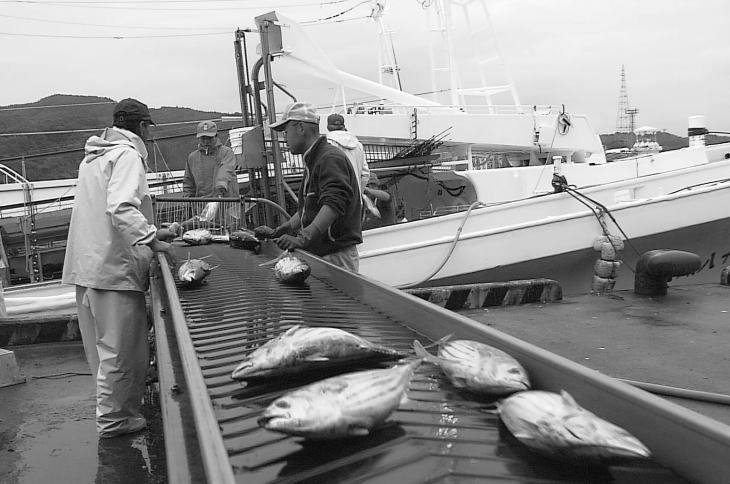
[153,196,244,235]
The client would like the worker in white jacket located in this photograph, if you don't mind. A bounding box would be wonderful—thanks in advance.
[62,98,176,438]
[326,113,380,218]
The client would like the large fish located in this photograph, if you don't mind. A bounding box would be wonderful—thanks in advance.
[182,228,213,245]
[231,325,405,380]
[413,336,530,396]
[258,359,421,439]
[230,229,261,253]
[177,254,215,286]
[498,390,652,462]
[273,254,311,284]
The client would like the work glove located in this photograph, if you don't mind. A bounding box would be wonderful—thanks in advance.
[155,228,177,242]
[148,238,177,266]
[276,234,305,251]
[215,187,227,198]
[275,224,321,251]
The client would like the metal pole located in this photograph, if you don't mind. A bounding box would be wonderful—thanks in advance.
[259,19,287,217]
[234,30,251,128]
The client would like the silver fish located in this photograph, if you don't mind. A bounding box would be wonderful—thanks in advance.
[182,228,213,245]
[231,325,404,380]
[177,255,214,285]
[498,390,652,462]
[273,254,311,284]
[258,359,421,439]
[413,336,530,396]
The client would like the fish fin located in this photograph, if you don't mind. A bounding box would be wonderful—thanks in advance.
[412,339,431,359]
[399,393,410,406]
[259,250,288,267]
[421,333,453,350]
[560,390,580,409]
[303,356,330,362]
[347,426,370,437]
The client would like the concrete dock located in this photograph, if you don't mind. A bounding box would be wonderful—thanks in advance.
[0,281,728,483]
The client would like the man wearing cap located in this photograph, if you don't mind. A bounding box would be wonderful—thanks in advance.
[182,120,238,198]
[63,97,177,438]
[326,113,381,222]
[255,102,362,271]
[326,113,370,192]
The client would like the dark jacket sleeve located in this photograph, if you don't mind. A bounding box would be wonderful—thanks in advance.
[316,152,355,217]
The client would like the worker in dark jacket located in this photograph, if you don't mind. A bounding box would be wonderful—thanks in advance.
[255,101,362,272]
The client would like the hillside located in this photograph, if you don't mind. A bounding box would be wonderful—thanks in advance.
[0,94,241,181]
[2,94,728,181]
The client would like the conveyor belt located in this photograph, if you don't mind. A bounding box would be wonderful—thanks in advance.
[150,242,729,484]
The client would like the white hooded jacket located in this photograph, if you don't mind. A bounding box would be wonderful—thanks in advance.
[326,130,370,192]
[62,127,157,292]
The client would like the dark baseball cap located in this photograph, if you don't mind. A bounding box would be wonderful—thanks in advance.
[113,98,155,125]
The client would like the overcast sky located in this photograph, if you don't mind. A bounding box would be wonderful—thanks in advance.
[1,0,728,135]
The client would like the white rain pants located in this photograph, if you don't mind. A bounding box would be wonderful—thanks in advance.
[76,286,149,436]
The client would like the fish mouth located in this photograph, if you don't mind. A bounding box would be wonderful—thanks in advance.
[258,413,288,429]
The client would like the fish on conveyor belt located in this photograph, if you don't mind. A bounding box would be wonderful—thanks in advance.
[498,390,652,463]
[413,336,530,396]
[231,325,406,380]
[182,228,213,245]
[273,254,311,284]
[177,254,215,286]
[258,358,421,439]
[229,229,261,253]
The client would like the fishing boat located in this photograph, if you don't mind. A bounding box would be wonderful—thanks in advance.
[253,8,730,295]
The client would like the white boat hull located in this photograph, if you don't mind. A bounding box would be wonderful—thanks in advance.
[359,177,730,295]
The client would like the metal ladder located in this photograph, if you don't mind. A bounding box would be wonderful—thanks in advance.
[423,0,522,112]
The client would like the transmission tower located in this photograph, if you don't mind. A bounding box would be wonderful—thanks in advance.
[615,65,638,133]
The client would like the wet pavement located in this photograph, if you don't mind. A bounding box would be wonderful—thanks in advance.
[458,283,730,425]
[0,342,166,484]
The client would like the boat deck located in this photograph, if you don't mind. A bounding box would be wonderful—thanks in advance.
[0,280,728,483]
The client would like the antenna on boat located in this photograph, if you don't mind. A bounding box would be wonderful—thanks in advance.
[370,1,403,91]
[420,0,521,111]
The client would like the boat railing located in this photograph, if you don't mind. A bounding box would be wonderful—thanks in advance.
[341,102,567,117]
[0,164,29,185]
[152,196,247,235]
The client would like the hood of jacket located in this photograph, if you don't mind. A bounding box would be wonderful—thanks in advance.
[326,130,360,150]
[84,127,149,165]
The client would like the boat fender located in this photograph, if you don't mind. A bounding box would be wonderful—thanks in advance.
[721,266,730,286]
[634,249,702,296]
[591,276,615,294]
[593,259,620,279]
[593,235,624,261]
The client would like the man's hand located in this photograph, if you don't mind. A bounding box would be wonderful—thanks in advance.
[216,187,227,198]
[148,238,177,266]
[275,234,305,251]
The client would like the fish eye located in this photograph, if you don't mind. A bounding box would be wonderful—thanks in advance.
[507,368,522,374]
[275,400,291,409]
